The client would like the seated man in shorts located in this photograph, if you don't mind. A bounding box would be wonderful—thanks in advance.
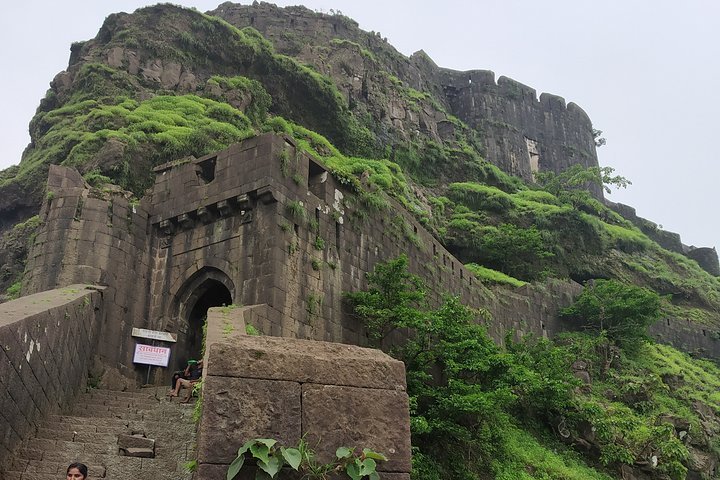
[168,359,202,402]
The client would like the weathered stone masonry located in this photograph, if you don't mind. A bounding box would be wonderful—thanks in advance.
[195,307,411,479]
[0,285,103,466]
[22,133,720,382]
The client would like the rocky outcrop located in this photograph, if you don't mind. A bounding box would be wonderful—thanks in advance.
[211,2,600,188]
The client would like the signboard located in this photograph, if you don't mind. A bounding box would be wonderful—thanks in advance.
[133,343,171,367]
[131,328,177,343]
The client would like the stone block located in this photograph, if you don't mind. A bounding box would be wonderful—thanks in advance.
[118,433,156,452]
[302,384,411,473]
[197,376,301,464]
[206,336,406,391]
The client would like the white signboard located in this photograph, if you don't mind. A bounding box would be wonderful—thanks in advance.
[133,343,171,367]
[131,328,177,343]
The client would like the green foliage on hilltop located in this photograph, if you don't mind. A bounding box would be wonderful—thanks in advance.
[17,93,257,193]
[347,257,719,480]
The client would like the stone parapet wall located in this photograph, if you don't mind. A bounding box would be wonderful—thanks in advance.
[0,285,103,466]
[650,318,720,361]
[196,309,410,479]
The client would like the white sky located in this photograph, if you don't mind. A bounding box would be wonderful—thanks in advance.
[0,1,717,250]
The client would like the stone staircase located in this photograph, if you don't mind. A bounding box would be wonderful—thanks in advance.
[2,387,196,479]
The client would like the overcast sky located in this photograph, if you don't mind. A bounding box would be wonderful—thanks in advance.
[1,1,717,250]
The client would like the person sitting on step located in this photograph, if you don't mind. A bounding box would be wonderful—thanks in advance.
[167,359,202,403]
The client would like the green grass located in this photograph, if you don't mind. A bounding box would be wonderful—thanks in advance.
[492,426,612,480]
[17,93,257,193]
[465,263,527,287]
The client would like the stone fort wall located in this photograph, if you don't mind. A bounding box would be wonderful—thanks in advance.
[212,2,600,195]
[22,133,720,381]
[24,167,153,375]
[437,70,600,195]
[0,285,103,466]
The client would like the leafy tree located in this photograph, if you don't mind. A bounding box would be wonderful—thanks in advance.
[592,128,607,148]
[535,164,630,205]
[561,279,661,354]
[479,223,554,281]
[347,257,580,479]
[344,254,427,346]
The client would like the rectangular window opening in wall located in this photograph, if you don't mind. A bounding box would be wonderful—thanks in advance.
[413,225,417,234]
[703,329,707,336]
[308,160,327,199]
[294,224,299,235]
[525,138,540,180]
[451,262,454,272]
[541,323,545,330]
[315,208,320,231]
[196,156,217,184]
[443,255,447,266]
[667,319,670,326]
[433,244,437,256]
[335,221,342,247]
[460,270,463,279]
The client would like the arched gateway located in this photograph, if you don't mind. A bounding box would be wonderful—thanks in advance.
[170,267,234,370]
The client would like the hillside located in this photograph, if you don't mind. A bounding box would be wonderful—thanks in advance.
[0,3,719,479]
[1,2,718,323]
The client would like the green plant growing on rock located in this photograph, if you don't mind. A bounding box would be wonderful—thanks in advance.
[226,438,387,480]
[286,200,306,222]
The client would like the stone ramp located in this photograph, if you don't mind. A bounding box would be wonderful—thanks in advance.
[2,387,196,479]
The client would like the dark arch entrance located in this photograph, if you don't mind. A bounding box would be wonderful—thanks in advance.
[184,279,232,361]
[171,267,234,372]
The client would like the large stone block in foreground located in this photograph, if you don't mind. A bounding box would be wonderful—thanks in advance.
[196,333,410,479]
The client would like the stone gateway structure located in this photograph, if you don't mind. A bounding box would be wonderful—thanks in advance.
[22,133,588,381]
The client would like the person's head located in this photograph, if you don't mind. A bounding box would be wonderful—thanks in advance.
[67,462,88,480]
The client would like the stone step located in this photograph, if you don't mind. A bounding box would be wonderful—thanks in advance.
[2,387,197,480]
[41,417,196,437]
[79,396,159,409]
[84,388,162,400]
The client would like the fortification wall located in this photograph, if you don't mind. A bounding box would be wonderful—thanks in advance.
[195,307,410,479]
[212,3,600,192]
[438,69,600,193]
[650,318,720,361]
[0,285,103,466]
[23,166,153,373]
[23,134,720,382]
[147,133,583,349]
[606,201,720,276]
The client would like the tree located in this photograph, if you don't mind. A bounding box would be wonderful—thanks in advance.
[535,164,630,197]
[479,223,554,281]
[561,279,662,354]
[344,254,427,345]
[592,128,607,148]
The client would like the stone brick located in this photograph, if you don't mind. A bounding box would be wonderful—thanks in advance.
[302,384,410,473]
[197,376,301,464]
[206,336,405,391]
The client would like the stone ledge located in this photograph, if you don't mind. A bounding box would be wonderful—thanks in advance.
[206,335,406,391]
